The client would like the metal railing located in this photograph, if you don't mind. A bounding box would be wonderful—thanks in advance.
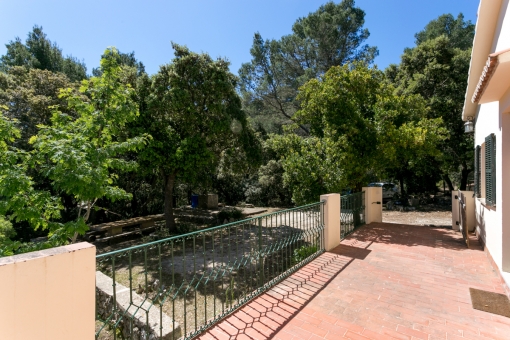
[340,192,365,239]
[95,202,324,340]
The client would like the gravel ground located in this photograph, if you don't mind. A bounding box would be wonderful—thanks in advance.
[382,205,452,227]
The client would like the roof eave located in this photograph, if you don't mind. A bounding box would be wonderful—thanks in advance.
[461,0,503,121]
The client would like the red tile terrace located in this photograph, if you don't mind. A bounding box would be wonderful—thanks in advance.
[195,222,510,340]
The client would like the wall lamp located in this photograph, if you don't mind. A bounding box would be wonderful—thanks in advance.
[464,116,474,134]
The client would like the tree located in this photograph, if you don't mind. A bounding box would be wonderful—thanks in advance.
[268,63,446,204]
[0,67,77,149]
[0,26,87,82]
[0,110,64,253]
[389,16,474,190]
[137,44,260,231]
[239,0,378,134]
[30,47,147,242]
[92,50,146,77]
[414,13,475,50]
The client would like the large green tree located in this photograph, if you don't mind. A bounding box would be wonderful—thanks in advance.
[414,13,475,50]
[239,0,378,134]
[0,26,87,82]
[0,67,77,149]
[29,47,146,242]
[0,110,64,252]
[268,63,446,204]
[388,13,475,190]
[92,50,146,77]
[137,44,260,231]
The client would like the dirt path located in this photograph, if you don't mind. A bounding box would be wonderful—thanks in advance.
[383,209,451,227]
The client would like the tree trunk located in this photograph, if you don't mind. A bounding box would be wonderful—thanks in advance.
[164,172,177,233]
[459,166,470,191]
[398,176,405,196]
[443,174,454,192]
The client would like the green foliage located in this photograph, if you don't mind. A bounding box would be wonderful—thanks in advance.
[245,159,293,207]
[266,134,333,205]
[389,13,475,190]
[414,13,475,50]
[28,47,147,242]
[0,112,63,231]
[268,63,446,204]
[137,44,260,231]
[0,215,19,256]
[217,208,243,223]
[0,25,87,82]
[0,67,77,149]
[292,244,318,264]
[239,0,378,134]
[92,50,145,77]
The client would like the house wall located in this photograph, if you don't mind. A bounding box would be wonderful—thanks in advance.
[500,105,510,276]
[474,102,503,271]
[492,0,510,52]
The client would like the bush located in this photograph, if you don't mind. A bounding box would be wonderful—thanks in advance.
[292,244,318,264]
[217,208,244,223]
[245,160,293,207]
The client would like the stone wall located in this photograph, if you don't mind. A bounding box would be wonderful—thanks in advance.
[96,271,181,340]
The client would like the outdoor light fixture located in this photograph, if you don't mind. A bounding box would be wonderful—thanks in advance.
[464,116,474,133]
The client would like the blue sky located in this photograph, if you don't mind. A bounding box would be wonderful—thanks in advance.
[0,0,479,76]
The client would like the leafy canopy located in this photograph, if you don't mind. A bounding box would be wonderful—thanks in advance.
[0,26,87,82]
[268,63,446,204]
[388,13,475,190]
[239,0,378,134]
[0,47,148,249]
[137,44,261,230]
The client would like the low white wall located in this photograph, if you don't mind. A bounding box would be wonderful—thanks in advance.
[0,243,96,340]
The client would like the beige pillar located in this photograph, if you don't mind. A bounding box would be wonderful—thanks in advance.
[0,242,96,340]
[320,193,341,251]
[452,192,460,231]
[362,187,382,224]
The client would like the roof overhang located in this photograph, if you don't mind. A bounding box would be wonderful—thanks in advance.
[462,0,503,121]
[471,49,510,104]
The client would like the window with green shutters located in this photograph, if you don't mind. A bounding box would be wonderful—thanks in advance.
[475,145,481,198]
[485,134,496,206]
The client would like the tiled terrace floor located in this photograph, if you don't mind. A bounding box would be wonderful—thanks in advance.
[195,222,510,340]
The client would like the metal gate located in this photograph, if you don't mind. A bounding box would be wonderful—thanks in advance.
[458,190,469,247]
[340,191,365,239]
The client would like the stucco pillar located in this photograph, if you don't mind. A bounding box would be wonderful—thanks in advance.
[320,193,341,251]
[0,243,96,340]
[362,187,382,224]
[452,192,460,231]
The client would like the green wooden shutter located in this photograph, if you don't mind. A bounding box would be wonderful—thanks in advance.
[485,134,496,206]
[475,145,481,198]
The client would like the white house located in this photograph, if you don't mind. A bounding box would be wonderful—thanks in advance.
[462,0,510,292]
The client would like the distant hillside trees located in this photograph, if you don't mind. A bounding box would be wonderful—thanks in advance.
[0,26,87,82]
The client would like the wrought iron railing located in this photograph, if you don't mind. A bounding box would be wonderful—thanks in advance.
[340,192,365,239]
[95,202,324,340]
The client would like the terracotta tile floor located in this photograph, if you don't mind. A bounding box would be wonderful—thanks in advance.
[195,223,510,340]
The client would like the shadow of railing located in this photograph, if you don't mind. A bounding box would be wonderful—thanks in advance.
[196,245,368,339]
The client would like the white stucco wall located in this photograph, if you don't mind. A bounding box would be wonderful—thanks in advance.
[492,0,510,53]
[474,102,503,270]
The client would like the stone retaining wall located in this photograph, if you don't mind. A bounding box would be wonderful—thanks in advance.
[96,271,181,340]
